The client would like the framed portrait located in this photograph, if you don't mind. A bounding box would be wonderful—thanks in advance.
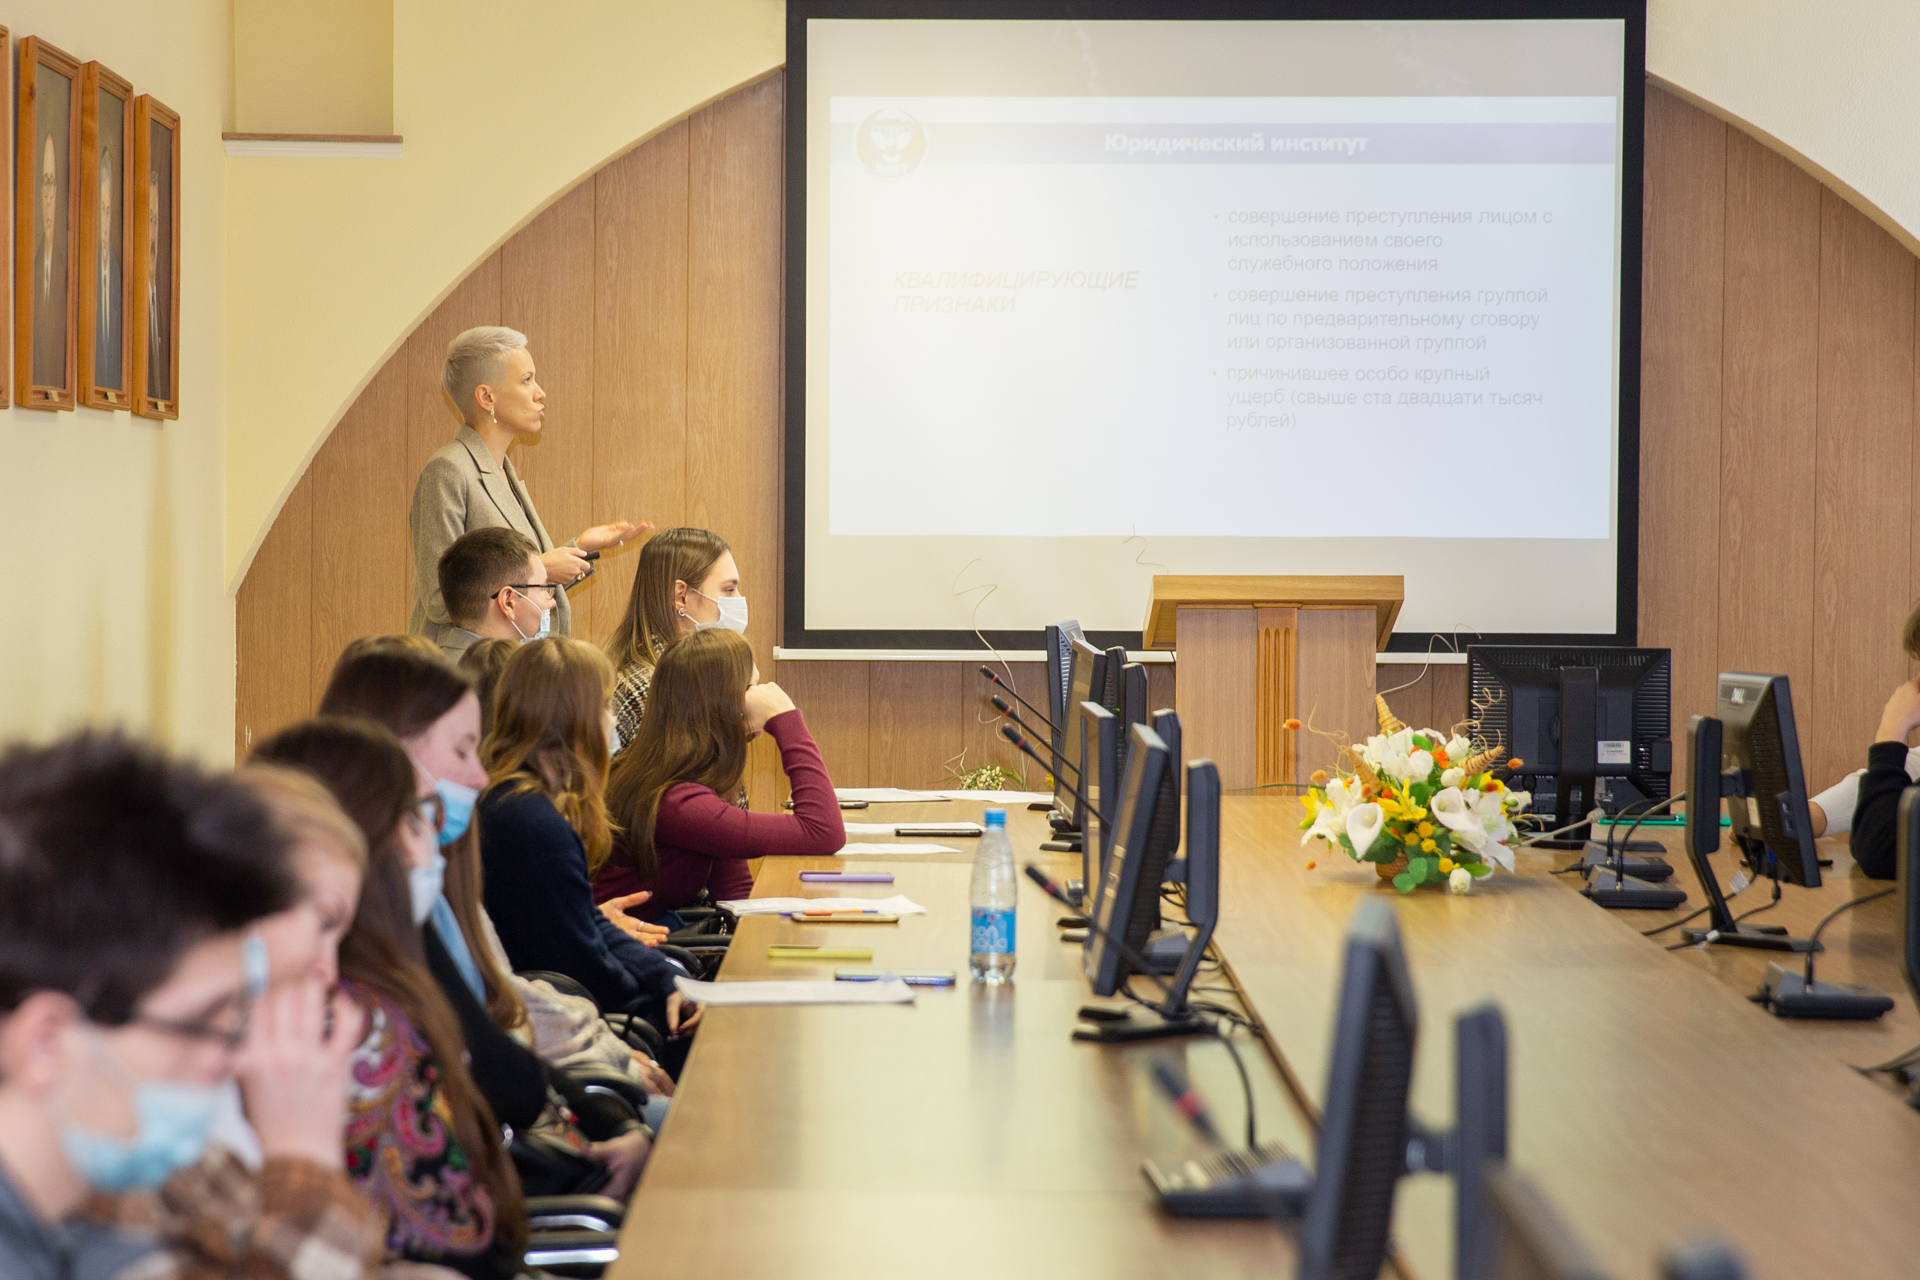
[17,35,80,411]
[132,93,179,420]
[79,62,133,411]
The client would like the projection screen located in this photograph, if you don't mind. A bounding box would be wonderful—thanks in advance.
[784,3,1644,652]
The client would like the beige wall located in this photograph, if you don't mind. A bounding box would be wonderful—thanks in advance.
[224,0,783,589]
[231,0,393,136]
[0,0,233,760]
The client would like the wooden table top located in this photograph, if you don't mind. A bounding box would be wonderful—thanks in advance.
[613,795,1920,1280]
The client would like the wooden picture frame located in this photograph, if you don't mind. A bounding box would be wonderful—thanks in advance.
[17,35,80,411]
[131,93,179,420]
[79,62,133,410]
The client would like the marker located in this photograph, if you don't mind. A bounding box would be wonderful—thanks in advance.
[800,871,895,883]
[769,945,873,961]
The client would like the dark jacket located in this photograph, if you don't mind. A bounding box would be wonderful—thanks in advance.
[424,923,548,1133]
[478,784,683,1018]
[1849,740,1911,880]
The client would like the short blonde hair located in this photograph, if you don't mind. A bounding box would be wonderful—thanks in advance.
[236,763,368,875]
[443,325,528,421]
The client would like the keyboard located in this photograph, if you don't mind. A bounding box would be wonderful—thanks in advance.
[1143,1139,1311,1218]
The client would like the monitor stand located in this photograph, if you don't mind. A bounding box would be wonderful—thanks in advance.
[1073,1005,1212,1043]
[1534,772,1602,851]
[1679,842,1819,952]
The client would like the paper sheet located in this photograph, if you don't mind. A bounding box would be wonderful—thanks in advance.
[674,975,915,1006]
[835,788,951,803]
[841,822,899,835]
[837,842,960,856]
[927,790,1057,804]
[720,894,928,917]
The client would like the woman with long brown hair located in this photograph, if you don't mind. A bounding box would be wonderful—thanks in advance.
[478,638,703,1058]
[604,527,743,748]
[251,717,526,1280]
[602,628,844,924]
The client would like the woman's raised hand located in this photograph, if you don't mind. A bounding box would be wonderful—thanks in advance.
[237,980,367,1170]
[744,682,797,737]
[577,521,653,554]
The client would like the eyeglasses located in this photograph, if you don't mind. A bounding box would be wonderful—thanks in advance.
[126,1008,251,1051]
[499,583,559,606]
[412,792,447,834]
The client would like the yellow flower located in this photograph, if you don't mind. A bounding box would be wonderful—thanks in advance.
[1402,829,1421,846]
[1303,790,1320,817]
[1417,822,1434,838]
[1437,855,1453,870]
[1409,805,1428,821]
[1423,840,1438,854]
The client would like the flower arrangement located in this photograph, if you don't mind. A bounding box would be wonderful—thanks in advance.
[1300,698,1531,893]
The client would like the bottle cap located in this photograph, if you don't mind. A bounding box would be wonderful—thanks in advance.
[984,808,1007,827]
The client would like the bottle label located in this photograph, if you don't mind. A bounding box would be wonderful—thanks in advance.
[970,908,1016,954]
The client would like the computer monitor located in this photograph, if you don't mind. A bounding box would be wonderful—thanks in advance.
[1106,710,1186,974]
[1297,898,1418,1280]
[1715,673,1820,888]
[1468,647,1673,846]
[1101,645,1128,714]
[1058,637,1103,827]
[1895,787,1920,1009]
[1086,723,1170,998]
[1119,661,1149,766]
[1046,621,1085,810]
[1076,701,1120,904]
[1454,1005,1508,1280]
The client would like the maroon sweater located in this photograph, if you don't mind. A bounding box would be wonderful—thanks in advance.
[595,709,844,919]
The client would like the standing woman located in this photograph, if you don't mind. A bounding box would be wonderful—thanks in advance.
[410,326,651,642]
[605,527,744,748]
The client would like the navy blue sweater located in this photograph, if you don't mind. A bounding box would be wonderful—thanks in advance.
[1849,740,1911,880]
[478,784,683,1017]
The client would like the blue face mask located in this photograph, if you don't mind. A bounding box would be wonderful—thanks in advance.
[512,605,552,644]
[434,777,479,847]
[408,849,447,925]
[58,1032,223,1192]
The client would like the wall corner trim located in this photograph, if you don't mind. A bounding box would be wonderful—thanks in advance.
[222,132,404,158]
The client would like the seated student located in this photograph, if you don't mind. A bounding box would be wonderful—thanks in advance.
[252,718,528,1278]
[605,527,741,748]
[461,638,517,736]
[602,629,844,924]
[1844,675,1920,880]
[321,639,675,1108]
[479,638,704,1056]
[0,733,382,1279]
[436,526,558,660]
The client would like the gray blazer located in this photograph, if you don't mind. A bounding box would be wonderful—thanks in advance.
[408,425,573,640]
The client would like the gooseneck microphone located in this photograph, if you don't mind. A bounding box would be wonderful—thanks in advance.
[1001,726,1106,826]
[978,666,1059,730]
[990,696,1082,778]
[1023,864,1180,1006]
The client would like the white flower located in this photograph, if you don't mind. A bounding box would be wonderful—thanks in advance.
[1404,749,1435,782]
[1440,767,1465,788]
[1346,803,1385,859]
[1449,866,1473,894]
[1430,787,1489,854]
[1303,805,1342,847]
[1323,777,1360,820]
[1446,735,1472,761]
[1505,790,1532,812]
[1483,841,1515,873]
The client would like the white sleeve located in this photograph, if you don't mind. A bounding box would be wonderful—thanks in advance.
[1811,769,1867,837]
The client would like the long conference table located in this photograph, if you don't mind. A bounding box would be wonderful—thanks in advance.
[614,796,1920,1279]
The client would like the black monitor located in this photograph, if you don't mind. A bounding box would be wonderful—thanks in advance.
[1046,621,1084,810]
[1454,1005,1508,1280]
[1297,898,1418,1280]
[1058,637,1103,827]
[1119,662,1149,761]
[1085,724,1170,998]
[1076,701,1120,905]
[1101,645,1128,714]
[1715,673,1819,888]
[1468,647,1673,847]
[1896,787,1920,1011]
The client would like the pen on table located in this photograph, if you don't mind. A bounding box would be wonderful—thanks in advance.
[769,945,873,960]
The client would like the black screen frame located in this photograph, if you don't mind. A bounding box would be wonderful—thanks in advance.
[784,0,1647,653]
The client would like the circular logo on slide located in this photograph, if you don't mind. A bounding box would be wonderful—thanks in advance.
[855,108,926,177]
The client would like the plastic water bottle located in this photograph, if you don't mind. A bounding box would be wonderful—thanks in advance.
[970,808,1017,983]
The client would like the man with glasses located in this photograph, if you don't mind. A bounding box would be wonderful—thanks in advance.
[0,733,306,1276]
[435,526,559,660]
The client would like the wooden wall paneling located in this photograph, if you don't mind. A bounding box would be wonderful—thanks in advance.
[1810,191,1915,787]
[1295,609,1375,785]
[308,355,410,692]
[775,660,870,792]
[502,183,599,638]
[1145,661,1176,720]
[1254,606,1298,786]
[1639,87,1728,742]
[686,78,784,684]
[959,666,1037,787]
[869,661,963,788]
[1428,662,1470,736]
[1718,131,1821,745]
[235,474,313,758]
[592,121,691,649]
[1173,608,1257,790]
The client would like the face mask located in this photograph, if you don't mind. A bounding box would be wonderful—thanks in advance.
[57,1030,222,1192]
[510,606,552,644]
[692,588,749,635]
[434,777,479,847]
[408,849,447,925]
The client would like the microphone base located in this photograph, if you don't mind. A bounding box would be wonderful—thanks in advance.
[1578,841,1673,880]
[1073,1006,1214,1043]
[1680,924,1819,953]
[1752,963,1892,1020]
[1581,867,1687,910]
[1040,838,1083,855]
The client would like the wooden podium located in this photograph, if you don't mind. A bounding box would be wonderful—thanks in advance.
[1144,576,1404,791]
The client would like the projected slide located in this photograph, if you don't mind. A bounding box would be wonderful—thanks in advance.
[800,18,1631,640]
